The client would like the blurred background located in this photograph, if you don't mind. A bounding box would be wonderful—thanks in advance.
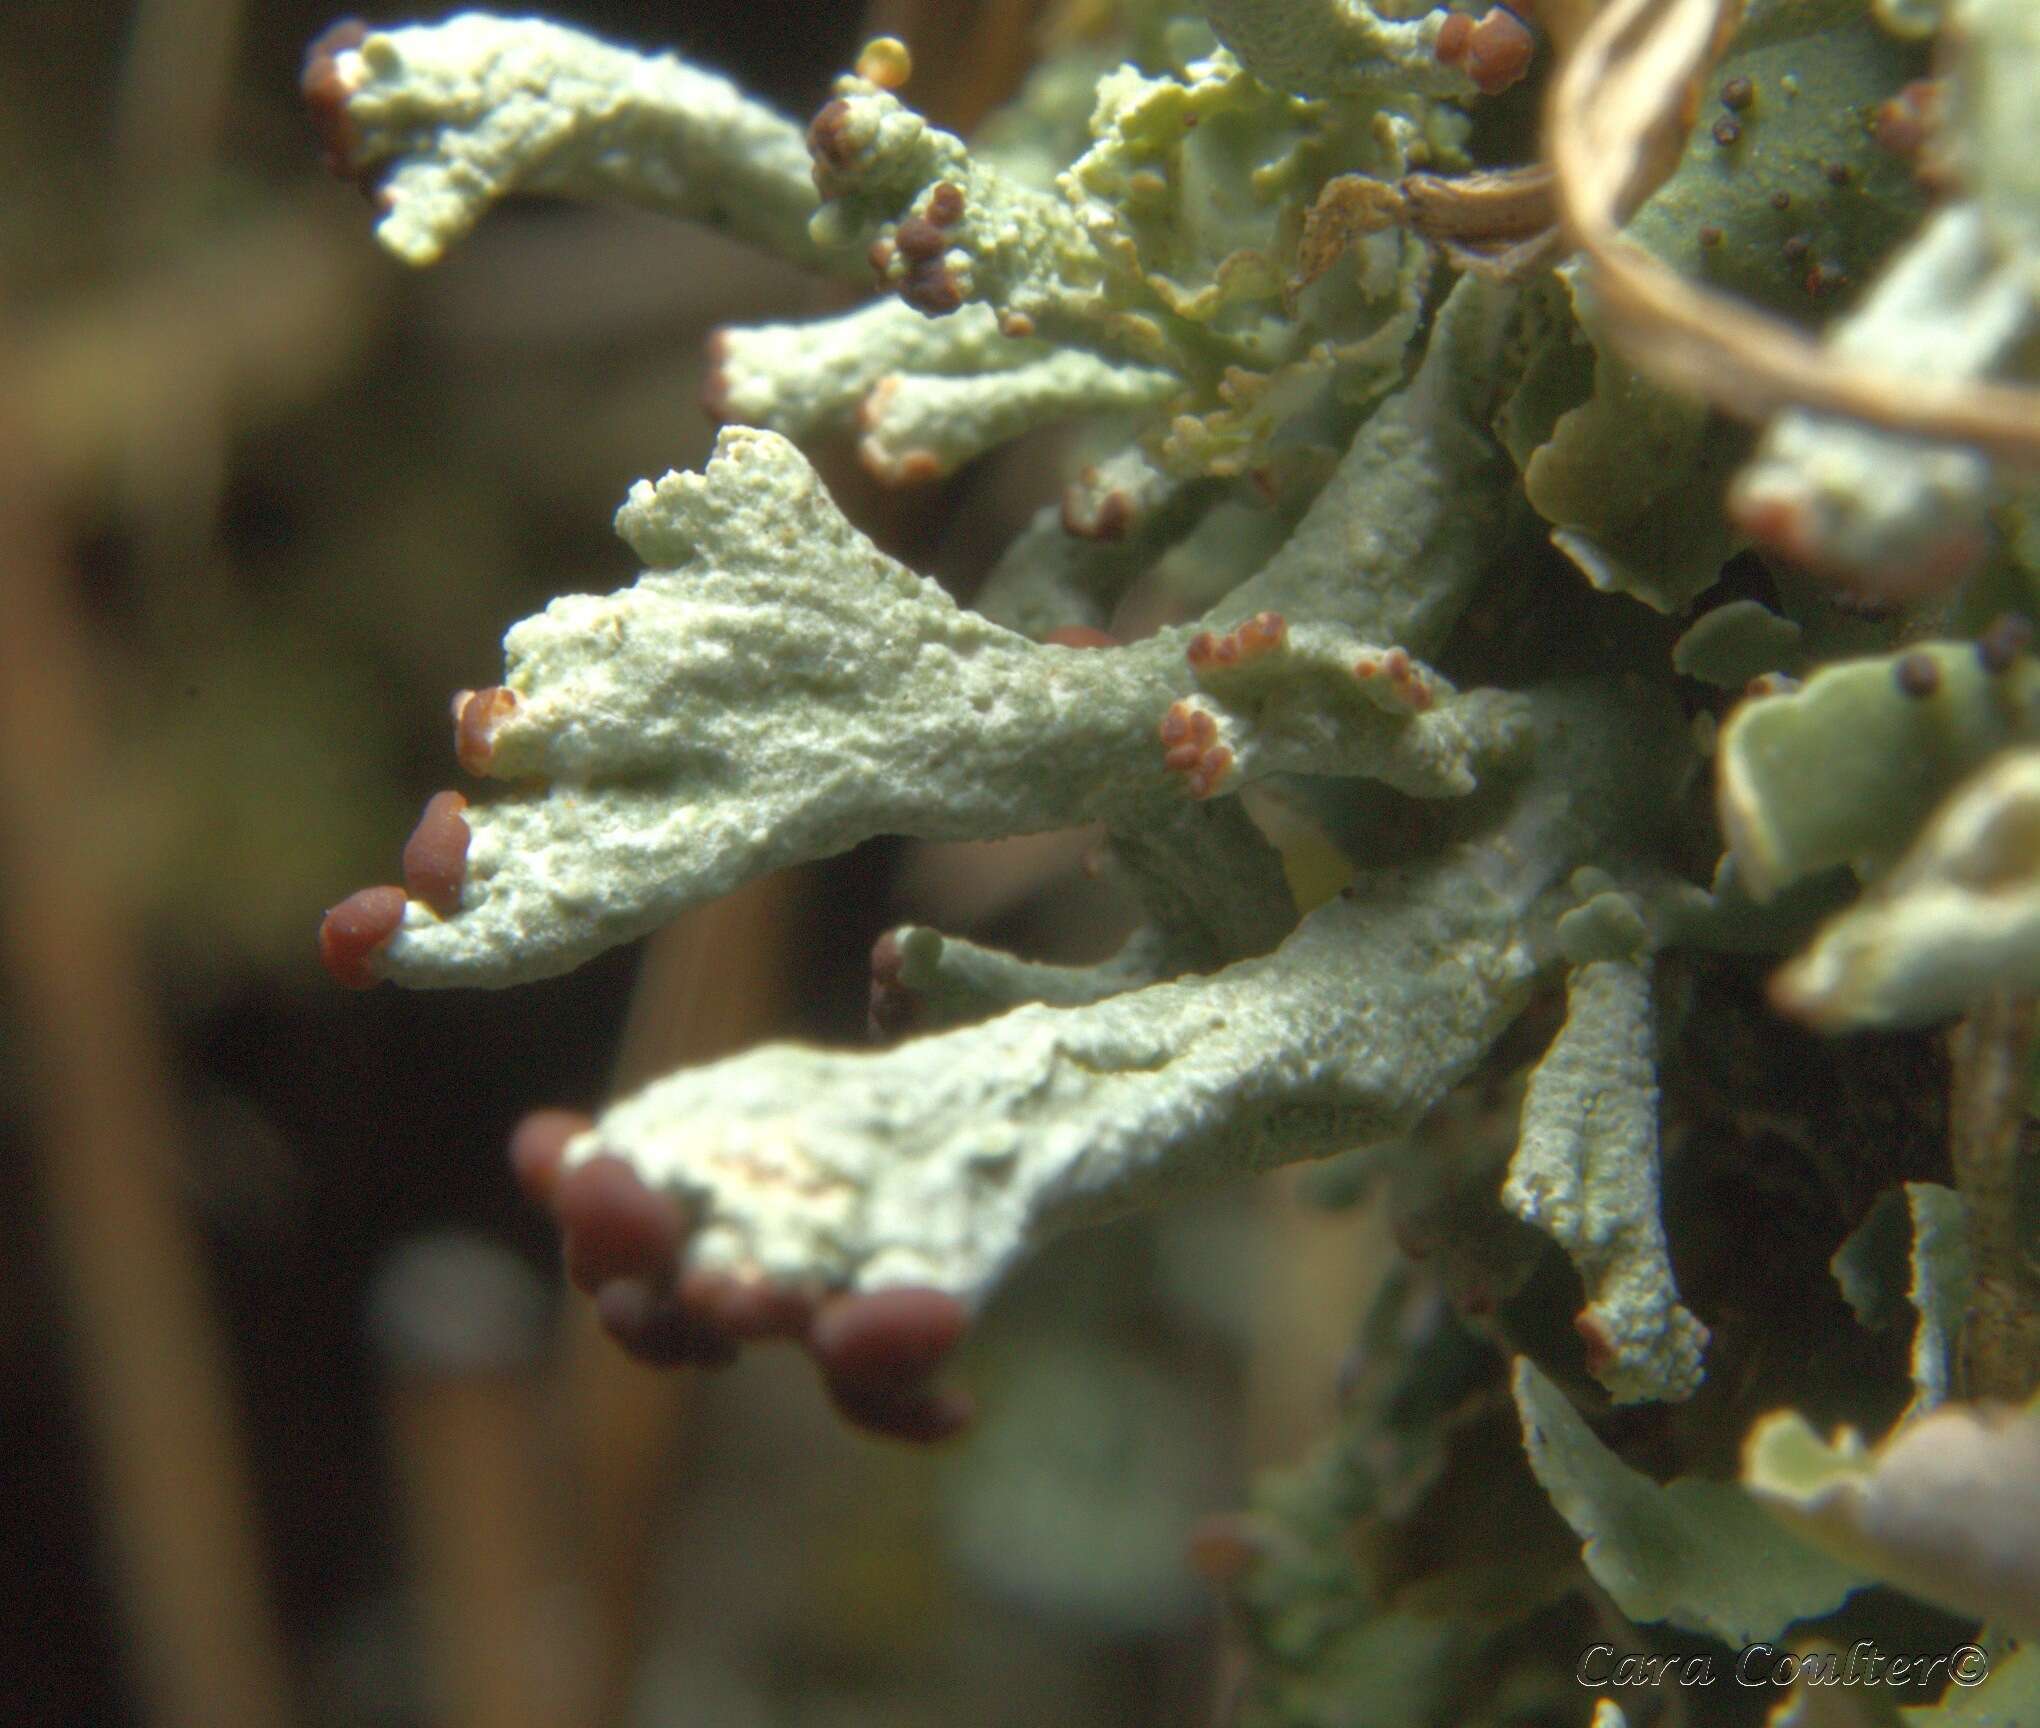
[0,2,1390,1723]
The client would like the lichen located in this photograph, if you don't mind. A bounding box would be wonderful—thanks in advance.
[309,0,2040,1716]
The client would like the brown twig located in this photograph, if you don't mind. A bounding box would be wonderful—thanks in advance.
[1946,993,2040,1401]
[1546,0,2040,468]
[372,1237,562,1728]
[560,869,808,1728]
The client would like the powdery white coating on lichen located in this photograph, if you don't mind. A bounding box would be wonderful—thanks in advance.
[711,300,1035,441]
[855,349,1179,482]
[569,835,1534,1298]
[331,14,830,268]
[1505,955,1709,1403]
[380,427,1516,987]
[1222,274,1520,649]
[557,683,1681,1301]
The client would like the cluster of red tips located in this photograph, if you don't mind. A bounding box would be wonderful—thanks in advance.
[1187,611,1288,673]
[1573,1308,1617,1378]
[1353,645,1435,712]
[453,685,518,776]
[319,884,406,989]
[319,787,476,987]
[302,18,368,179]
[509,1111,974,1442]
[1159,702,1234,799]
[806,97,861,186]
[1432,5,1535,96]
[875,180,969,318]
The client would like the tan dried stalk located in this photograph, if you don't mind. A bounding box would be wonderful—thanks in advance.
[1546,0,2040,468]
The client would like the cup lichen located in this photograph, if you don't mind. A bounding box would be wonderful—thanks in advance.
[310,2,2040,1719]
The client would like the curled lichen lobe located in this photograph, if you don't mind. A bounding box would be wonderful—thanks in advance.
[1188,612,1287,671]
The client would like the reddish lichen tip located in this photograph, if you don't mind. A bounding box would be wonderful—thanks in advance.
[454,686,518,776]
[554,1154,686,1297]
[302,19,370,177]
[319,884,406,988]
[508,1108,591,1206]
[1465,7,1535,95]
[402,790,471,916]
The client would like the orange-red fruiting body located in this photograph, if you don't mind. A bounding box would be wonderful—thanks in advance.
[1871,80,1938,161]
[699,329,733,422]
[554,1153,685,1296]
[899,261,963,316]
[454,685,518,775]
[319,884,407,989]
[1063,487,1132,541]
[508,1108,592,1206]
[1188,611,1287,672]
[1434,11,1474,65]
[807,98,858,174]
[1186,747,1233,799]
[810,1286,968,1387]
[402,790,471,916]
[893,215,947,263]
[1464,8,1534,95]
[1893,652,1941,699]
[808,1287,973,1441]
